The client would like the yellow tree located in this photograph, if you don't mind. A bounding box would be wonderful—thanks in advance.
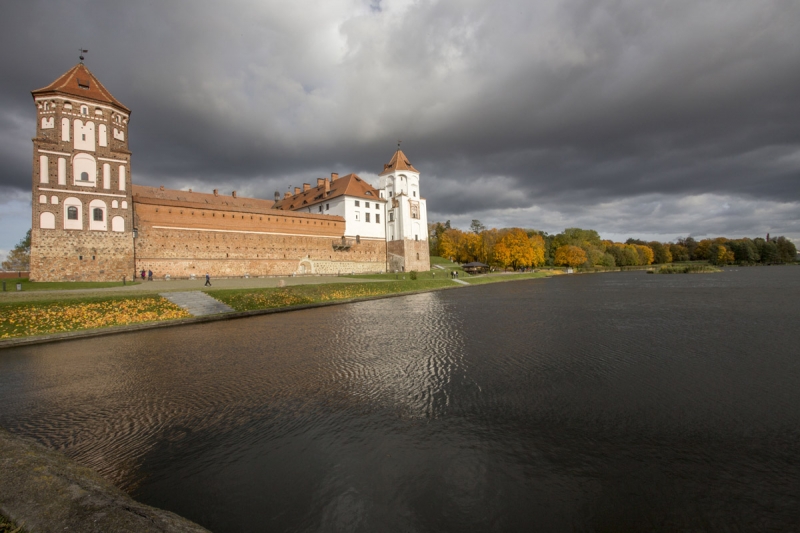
[439,229,465,262]
[494,228,542,269]
[554,245,587,268]
[529,233,546,267]
[635,245,654,265]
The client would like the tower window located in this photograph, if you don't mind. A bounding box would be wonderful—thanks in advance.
[413,191,416,197]
[326,203,329,210]
[80,171,89,181]
[389,191,393,197]
[376,214,380,223]
[81,105,88,115]
[82,134,86,141]
[67,206,78,220]
[93,208,104,221]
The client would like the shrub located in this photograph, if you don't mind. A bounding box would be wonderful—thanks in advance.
[410,270,418,280]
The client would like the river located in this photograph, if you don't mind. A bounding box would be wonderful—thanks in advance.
[1,267,799,531]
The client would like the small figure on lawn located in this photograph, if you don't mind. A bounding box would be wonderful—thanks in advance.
[148,270,153,281]
[205,273,211,286]
[141,269,146,281]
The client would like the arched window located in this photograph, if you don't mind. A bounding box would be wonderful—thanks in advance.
[89,199,107,231]
[81,171,89,181]
[63,196,83,229]
[111,216,125,232]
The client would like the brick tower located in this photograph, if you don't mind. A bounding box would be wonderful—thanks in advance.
[30,63,134,281]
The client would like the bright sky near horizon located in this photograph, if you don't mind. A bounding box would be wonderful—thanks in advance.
[1,0,799,260]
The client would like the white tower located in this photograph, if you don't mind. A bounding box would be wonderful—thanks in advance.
[378,147,430,271]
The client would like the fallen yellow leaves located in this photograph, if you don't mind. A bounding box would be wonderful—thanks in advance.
[0,298,190,339]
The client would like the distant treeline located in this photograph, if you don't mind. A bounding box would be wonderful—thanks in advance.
[428,221,797,269]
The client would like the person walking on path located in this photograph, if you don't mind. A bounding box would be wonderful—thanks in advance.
[141,269,146,281]
[147,270,153,281]
[205,273,211,286]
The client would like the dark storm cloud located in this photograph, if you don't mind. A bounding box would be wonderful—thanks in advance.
[2,0,799,249]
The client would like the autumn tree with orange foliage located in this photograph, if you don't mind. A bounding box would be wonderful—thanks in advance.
[493,228,546,270]
[554,245,587,268]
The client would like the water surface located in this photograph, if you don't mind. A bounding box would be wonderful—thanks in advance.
[1,267,799,531]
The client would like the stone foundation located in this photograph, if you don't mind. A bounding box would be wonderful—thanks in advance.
[30,228,134,282]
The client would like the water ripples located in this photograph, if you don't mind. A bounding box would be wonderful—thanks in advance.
[1,267,800,531]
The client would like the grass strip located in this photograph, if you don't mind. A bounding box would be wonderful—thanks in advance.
[1,278,140,292]
[208,280,456,311]
[0,295,190,339]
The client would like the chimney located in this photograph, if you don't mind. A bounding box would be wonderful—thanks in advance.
[331,172,338,181]
[324,178,330,193]
[302,183,311,192]
[274,191,281,201]
[232,191,237,198]
[160,185,165,191]
[284,191,292,199]
[317,178,325,188]
[213,189,218,196]
[294,187,301,195]
[188,188,192,193]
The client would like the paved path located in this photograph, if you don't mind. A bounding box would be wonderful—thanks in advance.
[160,291,234,316]
[452,279,470,285]
[0,275,387,303]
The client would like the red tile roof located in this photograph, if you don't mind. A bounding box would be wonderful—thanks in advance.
[272,173,385,211]
[379,149,419,176]
[32,63,130,113]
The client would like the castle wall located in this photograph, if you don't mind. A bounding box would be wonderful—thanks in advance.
[133,202,387,277]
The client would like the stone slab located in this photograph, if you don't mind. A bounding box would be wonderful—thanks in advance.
[0,428,210,533]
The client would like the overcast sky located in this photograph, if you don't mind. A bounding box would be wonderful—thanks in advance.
[2,0,799,259]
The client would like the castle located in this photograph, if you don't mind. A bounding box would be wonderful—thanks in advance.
[29,63,430,281]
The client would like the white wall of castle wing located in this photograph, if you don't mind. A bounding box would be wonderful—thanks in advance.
[343,197,386,240]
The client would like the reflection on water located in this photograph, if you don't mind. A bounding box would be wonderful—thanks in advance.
[1,267,800,531]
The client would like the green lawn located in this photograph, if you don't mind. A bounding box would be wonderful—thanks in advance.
[461,271,559,285]
[209,280,457,312]
[1,278,140,292]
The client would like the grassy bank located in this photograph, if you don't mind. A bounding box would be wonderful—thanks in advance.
[0,295,189,339]
[209,279,457,312]
[461,271,559,285]
[656,264,721,274]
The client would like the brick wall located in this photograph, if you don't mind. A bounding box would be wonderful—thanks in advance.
[387,239,431,272]
[134,203,387,277]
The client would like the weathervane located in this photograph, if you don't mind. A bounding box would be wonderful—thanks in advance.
[397,140,402,150]
[79,48,88,63]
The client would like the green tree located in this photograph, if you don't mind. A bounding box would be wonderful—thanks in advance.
[648,241,673,264]
[2,230,31,271]
[775,236,797,263]
[469,219,486,234]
